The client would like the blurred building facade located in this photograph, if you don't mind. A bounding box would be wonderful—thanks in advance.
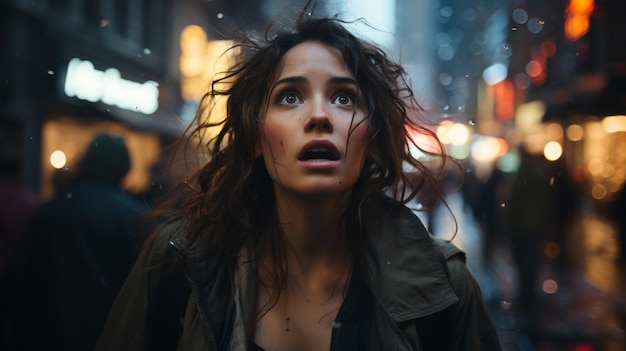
[0,0,306,199]
[2,0,625,206]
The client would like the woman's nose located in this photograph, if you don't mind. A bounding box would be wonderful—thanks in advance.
[305,100,333,133]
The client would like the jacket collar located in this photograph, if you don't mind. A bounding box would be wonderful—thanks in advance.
[170,195,460,346]
[362,196,459,322]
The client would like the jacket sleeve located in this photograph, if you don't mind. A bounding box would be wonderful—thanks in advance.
[441,245,502,350]
[95,223,173,351]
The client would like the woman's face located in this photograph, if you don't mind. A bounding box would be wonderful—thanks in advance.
[259,41,369,199]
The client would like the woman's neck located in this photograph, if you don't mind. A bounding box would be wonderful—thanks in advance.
[273,190,352,276]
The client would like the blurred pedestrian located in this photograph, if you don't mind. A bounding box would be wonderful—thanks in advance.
[97,5,500,350]
[506,147,557,332]
[1,132,149,351]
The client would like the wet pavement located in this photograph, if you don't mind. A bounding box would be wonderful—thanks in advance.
[429,192,626,351]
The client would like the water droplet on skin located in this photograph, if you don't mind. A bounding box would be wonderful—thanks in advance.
[216,13,224,19]
[332,321,342,328]
[511,27,517,31]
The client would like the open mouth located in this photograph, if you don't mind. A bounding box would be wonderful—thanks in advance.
[298,142,340,161]
[299,148,340,161]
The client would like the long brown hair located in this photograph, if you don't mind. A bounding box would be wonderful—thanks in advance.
[158,4,457,321]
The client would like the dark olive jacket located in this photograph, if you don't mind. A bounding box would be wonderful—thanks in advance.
[97,196,501,350]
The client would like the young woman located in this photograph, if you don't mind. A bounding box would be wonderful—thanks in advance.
[97,8,501,351]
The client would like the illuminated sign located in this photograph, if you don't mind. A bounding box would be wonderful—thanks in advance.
[63,58,159,114]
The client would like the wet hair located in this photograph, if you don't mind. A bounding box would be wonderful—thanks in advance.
[158,4,456,321]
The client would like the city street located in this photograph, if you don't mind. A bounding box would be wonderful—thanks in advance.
[430,192,626,351]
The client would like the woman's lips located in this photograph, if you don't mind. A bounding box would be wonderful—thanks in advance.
[297,140,340,169]
[297,140,340,161]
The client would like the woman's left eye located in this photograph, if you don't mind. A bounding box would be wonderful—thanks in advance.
[332,93,354,106]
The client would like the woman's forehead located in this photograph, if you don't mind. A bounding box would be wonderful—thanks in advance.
[273,41,352,79]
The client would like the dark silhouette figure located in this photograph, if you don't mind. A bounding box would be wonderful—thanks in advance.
[1,133,149,351]
[506,147,557,332]
[475,168,512,270]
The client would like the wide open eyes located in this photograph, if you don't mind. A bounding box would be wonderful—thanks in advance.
[278,92,303,105]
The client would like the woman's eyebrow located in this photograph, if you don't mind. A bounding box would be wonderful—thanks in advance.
[328,77,358,86]
[271,76,306,91]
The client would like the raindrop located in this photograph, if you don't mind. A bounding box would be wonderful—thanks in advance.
[500,300,511,310]
[502,44,510,52]
[439,72,452,86]
[106,108,111,112]
[527,17,544,34]
[439,6,453,18]
[437,45,454,61]
[143,48,152,55]
[512,8,528,24]
[216,13,224,19]
[500,202,506,208]
[100,19,110,28]
[464,74,470,78]
[47,70,55,75]
[332,321,342,328]
[67,193,72,199]
[386,261,391,265]
[511,27,517,31]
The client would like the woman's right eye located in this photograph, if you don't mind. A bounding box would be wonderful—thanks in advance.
[279,93,302,105]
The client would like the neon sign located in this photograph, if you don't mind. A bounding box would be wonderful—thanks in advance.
[63,58,159,115]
